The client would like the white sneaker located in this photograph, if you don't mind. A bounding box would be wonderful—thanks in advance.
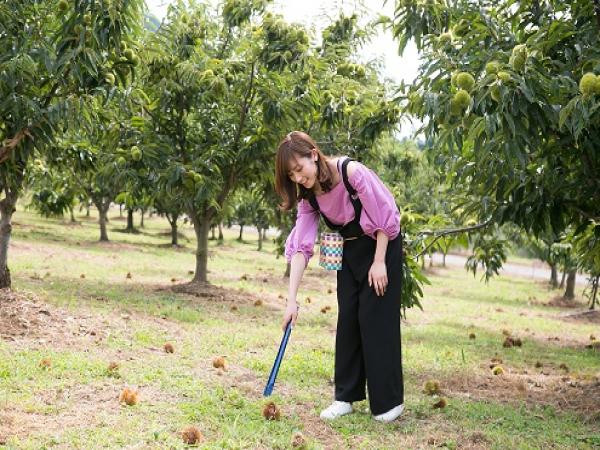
[319,401,353,420]
[373,404,404,422]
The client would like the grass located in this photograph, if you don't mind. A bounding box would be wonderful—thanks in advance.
[1,207,599,449]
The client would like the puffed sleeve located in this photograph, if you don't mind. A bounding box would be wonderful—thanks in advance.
[284,199,319,266]
[349,162,400,240]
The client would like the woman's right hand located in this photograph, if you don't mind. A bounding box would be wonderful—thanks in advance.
[282,301,299,331]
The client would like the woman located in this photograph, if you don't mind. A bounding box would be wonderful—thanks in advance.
[275,131,404,423]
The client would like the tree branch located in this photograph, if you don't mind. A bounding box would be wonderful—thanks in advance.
[594,0,600,28]
[212,60,257,214]
[42,80,61,109]
[415,220,492,258]
[232,60,256,149]
[0,129,33,164]
[217,26,232,59]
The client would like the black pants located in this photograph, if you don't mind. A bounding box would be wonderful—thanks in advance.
[334,234,404,415]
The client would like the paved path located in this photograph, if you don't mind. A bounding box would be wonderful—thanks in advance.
[430,253,588,286]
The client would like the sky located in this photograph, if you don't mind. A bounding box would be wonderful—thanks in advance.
[145,0,421,135]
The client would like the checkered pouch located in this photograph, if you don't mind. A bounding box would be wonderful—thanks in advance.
[319,232,344,270]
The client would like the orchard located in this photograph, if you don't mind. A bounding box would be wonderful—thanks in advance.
[0,0,599,448]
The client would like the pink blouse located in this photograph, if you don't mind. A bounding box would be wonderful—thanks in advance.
[284,159,400,265]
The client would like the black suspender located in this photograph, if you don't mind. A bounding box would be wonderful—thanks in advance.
[340,158,362,217]
[308,158,363,232]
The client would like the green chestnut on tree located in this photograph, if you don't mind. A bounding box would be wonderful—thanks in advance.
[131,146,142,161]
[455,72,475,91]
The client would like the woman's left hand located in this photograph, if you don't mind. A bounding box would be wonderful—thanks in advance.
[368,260,388,297]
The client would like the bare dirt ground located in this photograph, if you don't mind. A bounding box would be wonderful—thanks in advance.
[2,284,599,448]
[0,288,193,444]
[442,364,600,422]
[560,309,600,324]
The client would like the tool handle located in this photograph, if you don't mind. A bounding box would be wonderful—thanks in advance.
[263,322,292,396]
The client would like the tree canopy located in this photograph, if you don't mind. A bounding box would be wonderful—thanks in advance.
[393,0,600,281]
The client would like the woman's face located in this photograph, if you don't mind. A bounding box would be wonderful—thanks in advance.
[287,151,318,189]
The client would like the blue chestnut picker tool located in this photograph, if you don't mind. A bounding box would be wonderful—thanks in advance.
[263,321,292,396]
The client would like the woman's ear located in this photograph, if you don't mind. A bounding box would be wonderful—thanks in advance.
[311,148,318,162]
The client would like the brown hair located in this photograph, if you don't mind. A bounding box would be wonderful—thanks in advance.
[275,131,335,211]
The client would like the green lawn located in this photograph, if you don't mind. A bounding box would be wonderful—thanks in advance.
[1,207,598,449]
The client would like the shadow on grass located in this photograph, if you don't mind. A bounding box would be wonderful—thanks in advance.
[16,275,280,326]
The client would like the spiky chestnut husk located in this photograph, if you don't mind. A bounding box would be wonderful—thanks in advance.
[423,379,441,395]
[453,89,471,108]
[212,356,225,369]
[510,44,527,71]
[455,72,475,91]
[450,90,471,115]
[39,358,52,369]
[263,401,281,420]
[579,73,600,96]
[497,71,511,82]
[181,426,203,445]
[485,61,500,75]
[450,71,460,87]
[432,397,448,409]
[291,431,307,448]
[163,342,174,353]
[131,146,142,161]
[119,388,138,405]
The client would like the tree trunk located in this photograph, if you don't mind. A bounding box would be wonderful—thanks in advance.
[119,204,123,217]
[589,275,598,310]
[559,268,567,289]
[126,208,134,232]
[140,209,145,228]
[238,224,244,242]
[86,204,90,217]
[210,225,216,240]
[69,206,77,223]
[563,270,576,300]
[98,203,109,241]
[0,195,17,289]
[284,261,291,278]
[257,226,263,251]
[549,264,558,288]
[191,214,210,283]
[442,252,447,267]
[218,222,224,242]
[167,213,179,246]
